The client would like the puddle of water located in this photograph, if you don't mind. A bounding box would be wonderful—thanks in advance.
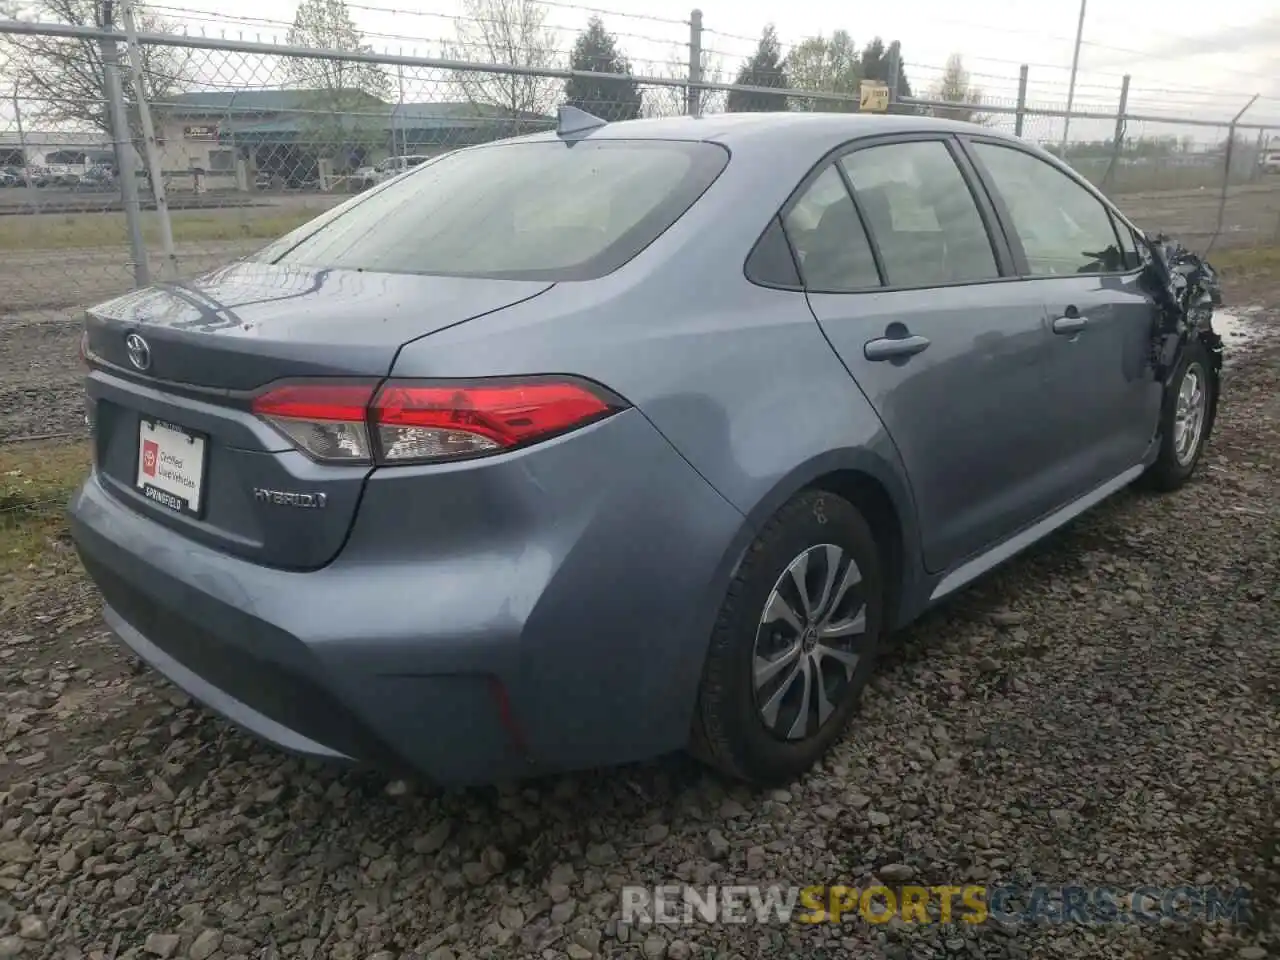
[1213,307,1276,362]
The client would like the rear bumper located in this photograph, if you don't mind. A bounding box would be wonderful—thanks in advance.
[69,409,749,786]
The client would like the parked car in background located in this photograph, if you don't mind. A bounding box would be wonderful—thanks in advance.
[79,164,117,189]
[42,164,82,187]
[1260,152,1280,174]
[71,111,1224,788]
[358,154,433,189]
[0,169,20,187]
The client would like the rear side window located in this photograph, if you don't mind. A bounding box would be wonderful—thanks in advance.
[782,165,881,291]
[839,141,1000,286]
[256,140,729,281]
[970,142,1125,276]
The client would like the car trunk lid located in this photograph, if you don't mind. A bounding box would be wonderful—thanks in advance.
[84,260,553,570]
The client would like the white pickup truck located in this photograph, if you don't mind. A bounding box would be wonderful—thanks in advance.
[1261,152,1280,174]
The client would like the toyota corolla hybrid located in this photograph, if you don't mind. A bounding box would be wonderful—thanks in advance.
[69,109,1221,787]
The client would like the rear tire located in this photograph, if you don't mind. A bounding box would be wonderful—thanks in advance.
[1141,338,1217,492]
[690,491,885,785]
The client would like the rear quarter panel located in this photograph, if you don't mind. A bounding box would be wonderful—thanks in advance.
[389,147,925,622]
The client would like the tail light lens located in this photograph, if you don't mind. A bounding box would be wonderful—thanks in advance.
[251,377,625,466]
[251,382,377,463]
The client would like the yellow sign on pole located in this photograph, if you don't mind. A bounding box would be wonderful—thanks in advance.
[860,81,890,113]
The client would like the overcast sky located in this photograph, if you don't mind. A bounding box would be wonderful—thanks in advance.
[150,0,1280,118]
[5,0,1280,139]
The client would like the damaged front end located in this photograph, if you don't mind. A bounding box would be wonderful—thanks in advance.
[1139,233,1225,385]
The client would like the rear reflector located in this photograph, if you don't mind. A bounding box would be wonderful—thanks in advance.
[251,377,624,466]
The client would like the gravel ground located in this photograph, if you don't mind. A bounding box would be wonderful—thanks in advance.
[0,295,1277,958]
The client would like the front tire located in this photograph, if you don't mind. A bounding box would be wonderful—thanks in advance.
[690,491,885,785]
[1141,337,1217,492]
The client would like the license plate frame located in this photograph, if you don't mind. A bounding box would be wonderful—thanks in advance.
[135,417,208,518]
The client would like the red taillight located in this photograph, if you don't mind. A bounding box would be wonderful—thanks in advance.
[251,382,377,464]
[373,379,618,463]
[251,377,623,465]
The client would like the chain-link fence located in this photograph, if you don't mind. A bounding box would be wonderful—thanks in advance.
[1,8,1278,455]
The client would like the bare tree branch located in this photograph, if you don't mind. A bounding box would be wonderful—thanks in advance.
[641,46,725,119]
[2,0,194,135]
[445,0,561,131]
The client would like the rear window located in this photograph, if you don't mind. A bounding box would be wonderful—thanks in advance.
[256,140,729,281]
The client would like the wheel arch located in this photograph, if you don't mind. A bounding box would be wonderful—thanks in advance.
[728,446,926,632]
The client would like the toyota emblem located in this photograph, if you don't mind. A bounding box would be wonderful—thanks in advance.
[125,333,151,371]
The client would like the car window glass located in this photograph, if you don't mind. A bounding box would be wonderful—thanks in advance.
[838,141,999,286]
[782,165,880,291]
[256,140,728,282]
[1115,216,1140,269]
[970,142,1125,276]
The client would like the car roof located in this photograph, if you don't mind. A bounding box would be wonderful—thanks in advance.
[512,112,1024,156]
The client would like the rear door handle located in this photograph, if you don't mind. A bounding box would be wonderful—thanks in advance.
[1052,315,1089,334]
[864,335,931,361]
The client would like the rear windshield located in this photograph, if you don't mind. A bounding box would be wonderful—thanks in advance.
[256,139,729,281]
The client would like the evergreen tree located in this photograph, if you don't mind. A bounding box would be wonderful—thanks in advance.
[860,37,913,101]
[565,17,642,121]
[727,25,789,113]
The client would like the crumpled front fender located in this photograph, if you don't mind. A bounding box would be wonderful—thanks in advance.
[1139,234,1225,387]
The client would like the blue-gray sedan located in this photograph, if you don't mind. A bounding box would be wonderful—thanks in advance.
[69,110,1222,786]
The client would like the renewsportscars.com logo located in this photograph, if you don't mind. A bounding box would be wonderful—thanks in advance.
[620,884,1252,927]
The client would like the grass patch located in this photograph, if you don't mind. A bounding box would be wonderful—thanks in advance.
[0,208,322,251]
[0,440,91,580]
[1210,245,1280,282]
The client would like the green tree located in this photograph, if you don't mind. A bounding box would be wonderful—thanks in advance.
[860,37,913,101]
[787,30,861,112]
[286,0,391,164]
[565,17,642,121]
[726,25,789,113]
[929,53,985,123]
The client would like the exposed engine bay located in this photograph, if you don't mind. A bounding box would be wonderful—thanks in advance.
[1140,233,1225,385]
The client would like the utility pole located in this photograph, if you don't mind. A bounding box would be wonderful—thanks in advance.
[98,0,149,286]
[1060,0,1087,157]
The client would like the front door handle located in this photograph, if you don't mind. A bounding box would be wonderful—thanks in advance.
[1052,315,1089,334]
[864,335,931,361]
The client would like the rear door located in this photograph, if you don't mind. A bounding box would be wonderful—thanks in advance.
[962,138,1161,493]
[797,134,1064,574]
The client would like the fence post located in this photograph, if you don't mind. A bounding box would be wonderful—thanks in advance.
[887,42,900,112]
[97,0,149,287]
[11,84,35,206]
[120,0,177,280]
[1250,128,1265,182]
[1207,93,1259,255]
[396,56,405,157]
[686,9,702,117]
[1100,74,1129,192]
[1014,65,1028,138]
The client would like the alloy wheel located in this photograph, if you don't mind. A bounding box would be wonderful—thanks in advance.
[752,544,869,741]
[1173,362,1208,467]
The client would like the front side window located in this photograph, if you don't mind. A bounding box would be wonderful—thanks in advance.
[1115,216,1141,269]
[782,165,881,291]
[255,140,729,281]
[839,140,1000,286]
[970,142,1125,276]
